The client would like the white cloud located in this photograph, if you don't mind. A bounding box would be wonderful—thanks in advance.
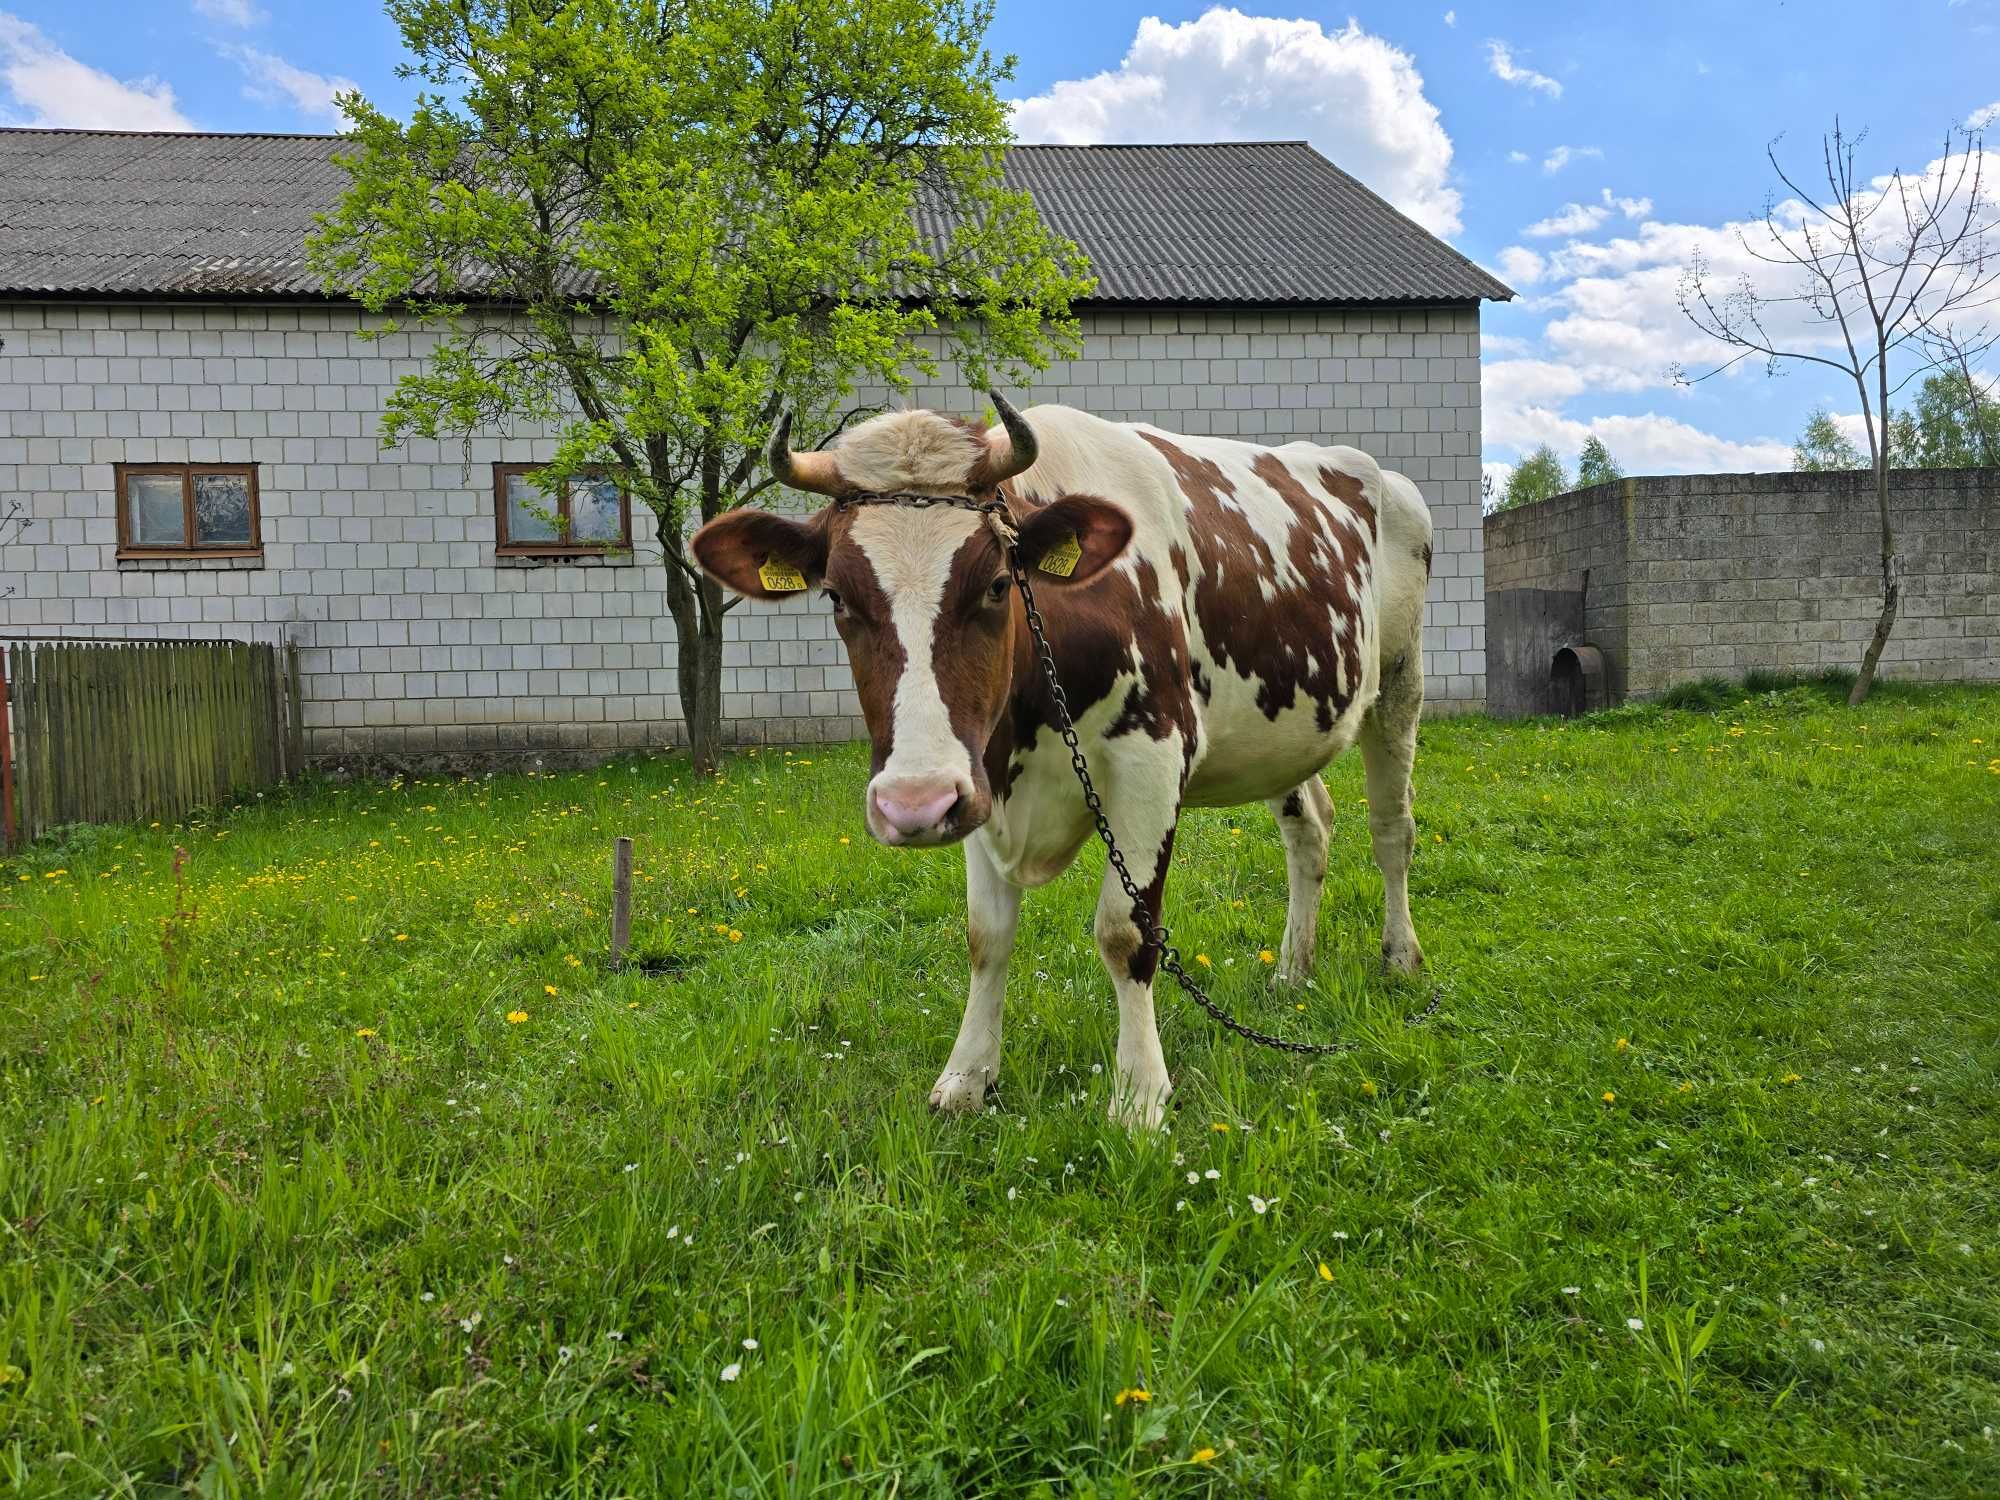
[1485,39,1561,98]
[1010,7,1464,234]
[1524,201,1608,237]
[193,0,264,25]
[1507,149,1529,164]
[0,12,192,129]
[1968,100,2000,130]
[1443,9,1457,26]
[1495,246,1545,286]
[1541,144,1601,174]
[1604,188,1653,219]
[223,43,355,127]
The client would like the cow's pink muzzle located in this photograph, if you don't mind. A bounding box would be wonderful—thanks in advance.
[868,777,968,846]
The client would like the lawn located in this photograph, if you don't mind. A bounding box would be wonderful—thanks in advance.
[2,680,1997,1497]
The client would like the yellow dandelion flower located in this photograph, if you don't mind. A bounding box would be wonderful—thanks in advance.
[1615,1037,1630,1052]
[44,869,66,879]
[544,984,559,996]
[394,933,409,942]
[1191,1447,1218,1464]
[1677,1081,1695,1094]
[1114,1387,1151,1406]
[355,1027,376,1038]
[1317,1262,1334,1281]
[1211,1121,1230,1132]
[507,1010,529,1024]
[1194,953,1212,967]
[1782,1072,1802,1084]
[1258,949,1275,964]
[1360,1080,1377,1098]
[1602,1091,1617,1104]
[728,929,743,943]
[839,836,851,846]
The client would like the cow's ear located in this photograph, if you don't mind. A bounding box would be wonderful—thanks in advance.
[1013,496,1132,587]
[691,508,829,599]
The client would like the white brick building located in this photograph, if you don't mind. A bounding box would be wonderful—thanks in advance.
[1,130,1507,763]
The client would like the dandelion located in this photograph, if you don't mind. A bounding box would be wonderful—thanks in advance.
[1211,1121,1230,1133]
[1782,1072,1802,1084]
[1194,953,1212,968]
[728,929,743,943]
[1258,949,1275,964]
[507,1010,529,1024]
[394,933,409,942]
[1602,1091,1616,1104]
[1360,1079,1377,1098]
[544,984,559,997]
[1677,1081,1695,1094]
[1114,1387,1151,1406]
[1615,1037,1630,1052]
[720,1362,741,1382]
[354,1027,376,1038]
[1190,1447,1218,1463]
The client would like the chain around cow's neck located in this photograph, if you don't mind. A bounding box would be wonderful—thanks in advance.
[841,487,1443,1057]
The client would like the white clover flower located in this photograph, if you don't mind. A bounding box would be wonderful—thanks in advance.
[1562,1286,1580,1296]
[1249,1195,1270,1215]
[1627,1317,1644,1331]
[742,1338,758,1351]
[1186,1171,1199,1185]
[720,1362,741,1382]
[1203,1168,1220,1181]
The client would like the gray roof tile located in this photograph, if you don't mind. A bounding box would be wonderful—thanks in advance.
[0,128,1510,305]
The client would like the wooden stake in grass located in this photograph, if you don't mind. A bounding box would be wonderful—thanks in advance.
[610,836,634,970]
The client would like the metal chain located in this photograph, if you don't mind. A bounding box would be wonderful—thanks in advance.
[835,486,1441,1053]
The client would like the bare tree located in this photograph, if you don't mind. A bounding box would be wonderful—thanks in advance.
[1677,120,1998,703]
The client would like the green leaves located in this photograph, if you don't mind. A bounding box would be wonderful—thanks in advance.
[309,0,1091,538]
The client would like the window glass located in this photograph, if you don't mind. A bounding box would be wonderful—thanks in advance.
[569,476,624,542]
[505,472,563,543]
[128,473,186,546]
[192,472,252,544]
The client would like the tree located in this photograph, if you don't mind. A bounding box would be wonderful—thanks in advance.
[1575,435,1623,487]
[1678,120,1998,704]
[1899,367,2000,467]
[1495,444,1569,510]
[1792,406,1866,470]
[310,0,1092,771]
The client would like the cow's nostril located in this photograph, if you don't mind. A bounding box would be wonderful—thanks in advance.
[872,781,961,837]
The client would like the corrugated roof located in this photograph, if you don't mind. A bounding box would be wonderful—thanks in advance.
[0,128,1510,305]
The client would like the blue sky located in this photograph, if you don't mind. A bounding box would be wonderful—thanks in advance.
[4,1,1997,481]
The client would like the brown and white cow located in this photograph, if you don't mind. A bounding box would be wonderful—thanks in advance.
[693,393,1430,1128]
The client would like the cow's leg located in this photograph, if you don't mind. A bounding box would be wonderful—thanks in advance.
[930,833,1021,1112]
[1094,768,1182,1131]
[1264,774,1332,984]
[1359,652,1425,974]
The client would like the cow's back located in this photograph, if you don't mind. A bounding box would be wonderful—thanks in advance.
[1008,405,1424,809]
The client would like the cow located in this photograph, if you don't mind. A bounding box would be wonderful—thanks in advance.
[692,392,1430,1128]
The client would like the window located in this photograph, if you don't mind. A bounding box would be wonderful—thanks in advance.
[115,463,261,557]
[493,464,633,556]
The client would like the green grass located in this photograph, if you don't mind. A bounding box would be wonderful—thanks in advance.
[3,682,1998,1496]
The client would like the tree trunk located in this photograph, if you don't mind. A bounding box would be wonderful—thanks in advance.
[1849,460,1898,705]
[662,539,727,774]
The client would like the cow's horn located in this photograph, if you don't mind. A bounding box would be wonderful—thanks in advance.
[766,410,848,496]
[978,389,1039,484]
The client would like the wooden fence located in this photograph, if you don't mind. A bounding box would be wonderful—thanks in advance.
[2,639,303,847]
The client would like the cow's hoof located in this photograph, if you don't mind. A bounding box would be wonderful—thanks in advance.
[1108,1080,1172,1132]
[929,1068,992,1113]
[1380,935,1425,976]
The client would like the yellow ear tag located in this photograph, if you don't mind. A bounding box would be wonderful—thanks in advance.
[1038,531,1083,578]
[757,558,808,593]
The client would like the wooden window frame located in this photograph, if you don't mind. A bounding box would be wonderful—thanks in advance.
[492,463,635,558]
[115,462,263,559]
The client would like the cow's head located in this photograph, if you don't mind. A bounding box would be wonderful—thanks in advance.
[693,393,1132,847]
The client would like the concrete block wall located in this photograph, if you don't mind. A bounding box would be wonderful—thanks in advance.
[1,299,1485,764]
[1484,469,2000,699]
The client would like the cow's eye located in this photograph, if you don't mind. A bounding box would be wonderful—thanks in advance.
[986,575,1011,604]
[823,588,845,616]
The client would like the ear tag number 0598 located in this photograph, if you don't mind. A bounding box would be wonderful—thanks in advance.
[758,558,808,592]
[1038,531,1083,578]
